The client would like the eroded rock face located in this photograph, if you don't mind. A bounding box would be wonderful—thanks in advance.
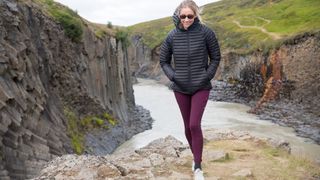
[127,35,164,83]
[221,33,320,114]
[212,33,320,143]
[0,0,152,179]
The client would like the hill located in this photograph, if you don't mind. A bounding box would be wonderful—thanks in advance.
[128,0,320,54]
[27,0,118,40]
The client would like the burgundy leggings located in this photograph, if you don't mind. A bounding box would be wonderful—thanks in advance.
[174,89,210,164]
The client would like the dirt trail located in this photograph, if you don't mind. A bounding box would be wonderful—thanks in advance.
[233,19,282,40]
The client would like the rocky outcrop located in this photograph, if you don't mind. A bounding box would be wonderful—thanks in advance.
[127,35,164,83]
[214,32,320,143]
[33,129,320,180]
[219,32,320,106]
[0,0,152,179]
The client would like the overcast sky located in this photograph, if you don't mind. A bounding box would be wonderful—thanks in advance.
[53,0,220,26]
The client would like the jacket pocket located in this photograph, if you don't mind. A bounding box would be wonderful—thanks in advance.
[173,71,187,90]
[198,70,210,87]
[174,77,186,90]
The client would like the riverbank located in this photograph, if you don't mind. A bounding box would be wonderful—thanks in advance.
[33,129,320,180]
[85,105,154,155]
[209,80,320,144]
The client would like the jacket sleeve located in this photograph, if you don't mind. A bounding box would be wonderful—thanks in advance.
[160,32,175,81]
[205,27,221,81]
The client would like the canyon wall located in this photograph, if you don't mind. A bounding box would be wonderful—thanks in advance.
[0,1,152,179]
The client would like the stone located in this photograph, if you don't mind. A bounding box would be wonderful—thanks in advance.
[0,170,9,176]
[135,135,185,158]
[5,1,18,12]
[3,136,18,149]
[148,153,164,166]
[17,151,29,161]
[268,138,291,154]
[232,168,253,177]
[114,158,152,175]
[179,148,192,158]
[96,164,121,178]
[4,107,22,126]
[0,123,8,135]
[203,150,228,162]
[0,84,13,102]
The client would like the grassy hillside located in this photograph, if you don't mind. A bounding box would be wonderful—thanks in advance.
[128,0,320,54]
[128,17,174,49]
[25,0,117,41]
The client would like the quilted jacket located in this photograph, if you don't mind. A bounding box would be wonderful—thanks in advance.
[160,13,221,95]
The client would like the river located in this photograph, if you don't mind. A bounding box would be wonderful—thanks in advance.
[115,79,320,162]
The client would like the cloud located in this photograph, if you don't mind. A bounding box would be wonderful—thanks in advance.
[54,0,220,26]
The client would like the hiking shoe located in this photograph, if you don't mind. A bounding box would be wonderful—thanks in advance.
[194,168,205,180]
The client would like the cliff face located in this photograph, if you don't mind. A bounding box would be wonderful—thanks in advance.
[280,34,320,115]
[217,33,320,142]
[128,35,163,83]
[0,1,152,179]
[220,33,320,116]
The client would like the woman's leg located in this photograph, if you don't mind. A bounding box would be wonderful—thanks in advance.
[174,91,193,151]
[190,89,210,167]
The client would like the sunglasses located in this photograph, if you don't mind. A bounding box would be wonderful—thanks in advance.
[179,14,195,19]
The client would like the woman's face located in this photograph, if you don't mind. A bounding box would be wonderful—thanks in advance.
[179,7,196,30]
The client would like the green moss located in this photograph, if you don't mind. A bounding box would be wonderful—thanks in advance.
[95,29,107,39]
[81,113,117,130]
[94,117,104,126]
[63,109,118,155]
[80,116,93,129]
[70,134,83,155]
[35,0,83,42]
[103,113,117,126]
[80,116,106,129]
[115,29,130,48]
[64,107,84,155]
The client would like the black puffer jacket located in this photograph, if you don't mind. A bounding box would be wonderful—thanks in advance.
[160,13,221,95]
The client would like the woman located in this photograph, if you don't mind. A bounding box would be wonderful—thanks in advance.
[160,0,221,179]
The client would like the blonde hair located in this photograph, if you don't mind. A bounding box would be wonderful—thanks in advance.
[175,0,202,22]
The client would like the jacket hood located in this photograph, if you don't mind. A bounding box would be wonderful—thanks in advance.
[172,12,200,31]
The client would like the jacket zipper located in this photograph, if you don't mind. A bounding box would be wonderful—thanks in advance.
[187,31,191,86]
